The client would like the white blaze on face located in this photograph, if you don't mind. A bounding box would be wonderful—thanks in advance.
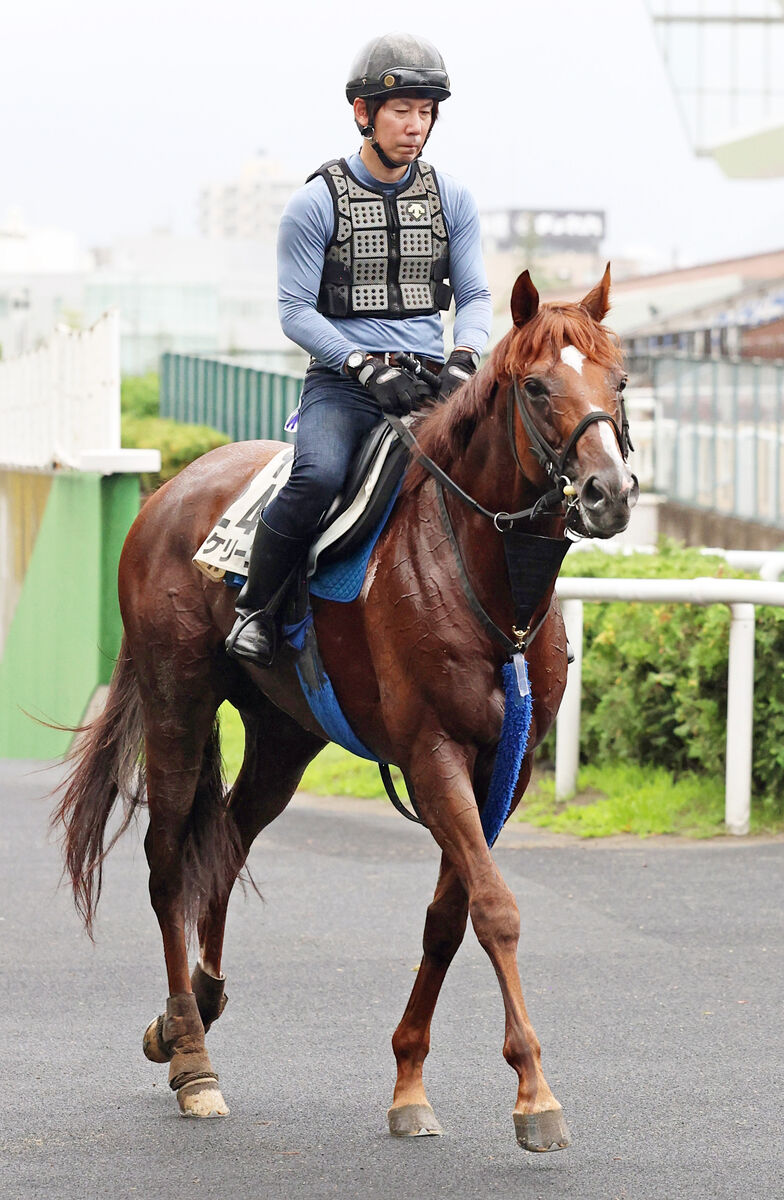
[590,405,626,469]
[560,345,585,375]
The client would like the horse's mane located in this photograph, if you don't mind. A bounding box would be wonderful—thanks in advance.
[403,302,623,495]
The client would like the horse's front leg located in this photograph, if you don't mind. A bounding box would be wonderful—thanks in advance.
[408,732,571,1152]
[389,853,467,1136]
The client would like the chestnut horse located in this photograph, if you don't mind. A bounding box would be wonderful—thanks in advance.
[53,268,637,1151]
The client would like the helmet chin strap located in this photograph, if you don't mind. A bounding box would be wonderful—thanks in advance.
[358,121,427,170]
[371,137,411,170]
[357,123,410,170]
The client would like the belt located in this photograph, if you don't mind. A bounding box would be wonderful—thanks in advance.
[309,352,445,374]
[369,351,444,375]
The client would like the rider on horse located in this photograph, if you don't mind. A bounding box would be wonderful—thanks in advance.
[226,31,493,667]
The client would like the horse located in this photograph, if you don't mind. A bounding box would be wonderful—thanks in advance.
[52,266,637,1151]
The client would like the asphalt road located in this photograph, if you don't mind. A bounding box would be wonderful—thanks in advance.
[1,758,783,1200]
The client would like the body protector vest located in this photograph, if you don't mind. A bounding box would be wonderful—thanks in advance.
[307,158,453,320]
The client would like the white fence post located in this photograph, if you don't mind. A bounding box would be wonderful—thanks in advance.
[555,598,584,801]
[553,578,784,835]
[725,603,755,836]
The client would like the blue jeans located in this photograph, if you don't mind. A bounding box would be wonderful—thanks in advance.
[263,365,383,541]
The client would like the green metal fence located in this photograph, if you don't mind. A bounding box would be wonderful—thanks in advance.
[159,352,303,444]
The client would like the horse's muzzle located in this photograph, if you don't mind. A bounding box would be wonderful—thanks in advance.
[578,469,639,538]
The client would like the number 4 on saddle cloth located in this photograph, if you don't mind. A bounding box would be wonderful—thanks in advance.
[193,418,409,762]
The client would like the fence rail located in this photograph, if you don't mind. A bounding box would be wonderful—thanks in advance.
[159,352,302,444]
[158,351,784,529]
[0,311,123,470]
[554,576,784,836]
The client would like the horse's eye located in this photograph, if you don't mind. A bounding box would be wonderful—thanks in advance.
[618,377,627,393]
[525,379,549,402]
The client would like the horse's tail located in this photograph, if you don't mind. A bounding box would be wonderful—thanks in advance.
[52,638,246,938]
[51,641,146,935]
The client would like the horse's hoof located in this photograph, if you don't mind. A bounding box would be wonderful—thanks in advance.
[388,1103,443,1137]
[142,1014,171,1064]
[177,1078,230,1118]
[513,1108,571,1152]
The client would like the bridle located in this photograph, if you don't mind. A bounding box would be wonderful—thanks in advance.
[386,365,634,533]
[508,375,634,522]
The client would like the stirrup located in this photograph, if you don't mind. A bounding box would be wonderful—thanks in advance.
[225,609,277,668]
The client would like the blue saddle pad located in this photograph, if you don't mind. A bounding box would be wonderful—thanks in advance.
[309,482,401,603]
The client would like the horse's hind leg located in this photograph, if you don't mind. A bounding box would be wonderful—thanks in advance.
[388,853,467,1136]
[195,704,325,985]
[142,692,238,1118]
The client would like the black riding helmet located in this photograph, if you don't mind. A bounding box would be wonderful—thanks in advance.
[346,32,451,103]
[346,33,451,169]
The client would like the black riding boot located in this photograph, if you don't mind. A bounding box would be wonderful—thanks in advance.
[225,517,306,667]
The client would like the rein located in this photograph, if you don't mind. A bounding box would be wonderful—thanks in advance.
[386,373,633,532]
[384,404,567,529]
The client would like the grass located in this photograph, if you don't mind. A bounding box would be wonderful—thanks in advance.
[218,702,404,797]
[515,762,728,838]
[218,703,781,837]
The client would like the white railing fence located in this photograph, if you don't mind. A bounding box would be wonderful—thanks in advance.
[554,577,784,836]
[0,310,154,473]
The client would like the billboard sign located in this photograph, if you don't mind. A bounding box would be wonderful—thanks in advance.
[481,208,606,254]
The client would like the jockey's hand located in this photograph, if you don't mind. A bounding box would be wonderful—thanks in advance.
[438,349,480,399]
[345,354,420,416]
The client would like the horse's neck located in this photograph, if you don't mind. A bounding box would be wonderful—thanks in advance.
[429,388,560,644]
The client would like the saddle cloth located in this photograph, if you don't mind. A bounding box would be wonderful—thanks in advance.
[193,418,408,590]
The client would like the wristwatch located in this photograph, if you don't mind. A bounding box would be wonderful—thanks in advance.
[344,350,366,376]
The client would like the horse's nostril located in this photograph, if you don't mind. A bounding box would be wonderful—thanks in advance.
[582,475,608,510]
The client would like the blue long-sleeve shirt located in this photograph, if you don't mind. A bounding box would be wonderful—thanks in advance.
[277,152,492,372]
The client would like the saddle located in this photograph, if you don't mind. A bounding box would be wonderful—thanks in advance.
[193,418,409,587]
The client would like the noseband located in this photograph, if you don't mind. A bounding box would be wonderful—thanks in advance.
[508,376,634,504]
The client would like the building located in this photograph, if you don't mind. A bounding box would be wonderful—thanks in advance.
[0,210,88,359]
[198,154,301,242]
[84,233,290,375]
[607,249,784,360]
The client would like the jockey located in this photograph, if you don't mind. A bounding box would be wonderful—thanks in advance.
[226,31,493,667]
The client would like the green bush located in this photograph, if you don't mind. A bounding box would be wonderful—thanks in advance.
[121,373,161,420]
[122,414,230,490]
[560,541,784,819]
[120,371,230,489]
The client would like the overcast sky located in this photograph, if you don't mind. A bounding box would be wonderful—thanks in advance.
[3,0,784,269]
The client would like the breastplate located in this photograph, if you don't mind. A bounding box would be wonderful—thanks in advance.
[308,158,452,320]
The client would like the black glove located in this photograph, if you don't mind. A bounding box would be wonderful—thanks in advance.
[344,354,420,416]
[438,349,479,399]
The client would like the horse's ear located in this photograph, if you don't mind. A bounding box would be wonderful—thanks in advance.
[511,270,540,327]
[580,262,612,322]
